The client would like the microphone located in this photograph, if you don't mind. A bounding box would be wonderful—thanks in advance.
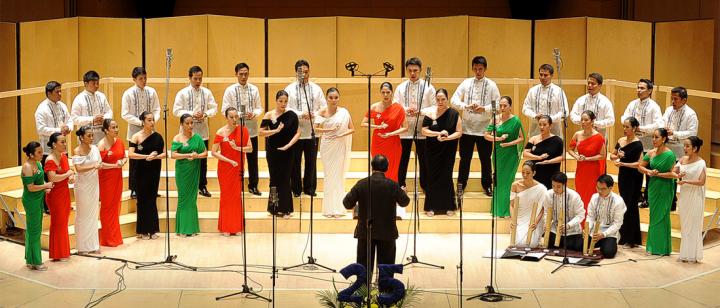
[552,48,562,66]
[383,62,394,76]
[344,62,358,77]
[296,67,304,83]
[239,103,246,120]
[457,183,464,196]
[491,100,497,114]
[270,186,278,203]
[166,48,173,65]
[426,67,432,79]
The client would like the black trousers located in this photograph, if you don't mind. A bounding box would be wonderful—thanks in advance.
[547,233,584,252]
[398,138,427,190]
[199,140,209,189]
[357,238,396,278]
[458,134,492,190]
[291,138,318,195]
[246,136,259,190]
[588,236,618,258]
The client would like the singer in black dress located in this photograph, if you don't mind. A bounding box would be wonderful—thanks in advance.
[260,90,300,217]
[523,116,564,189]
[612,117,644,247]
[421,89,463,216]
[128,111,166,238]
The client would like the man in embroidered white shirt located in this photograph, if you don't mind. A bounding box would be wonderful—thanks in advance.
[586,175,626,258]
[620,79,664,152]
[121,67,161,198]
[451,56,500,197]
[35,81,73,158]
[663,86,698,160]
[570,73,615,137]
[542,172,585,252]
[222,63,263,196]
[284,59,326,197]
[71,70,113,144]
[173,66,218,197]
[393,57,436,192]
[522,64,569,138]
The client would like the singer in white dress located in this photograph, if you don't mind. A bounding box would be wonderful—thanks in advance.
[72,126,102,254]
[675,137,707,263]
[510,161,547,248]
[315,88,354,218]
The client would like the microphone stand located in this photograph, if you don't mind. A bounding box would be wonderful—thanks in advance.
[283,69,335,273]
[546,48,589,274]
[270,188,278,307]
[404,67,443,270]
[135,48,197,271]
[346,62,392,308]
[216,105,271,302]
[468,100,520,302]
[456,183,465,308]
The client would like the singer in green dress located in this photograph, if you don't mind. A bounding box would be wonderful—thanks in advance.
[639,128,677,255]
[484,96,525,217]
[171,114,208,236]
[21,141,52,270]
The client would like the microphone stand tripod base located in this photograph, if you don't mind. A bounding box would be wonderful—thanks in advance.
[283,256,336,272]
[468,285,521,302]
[216,284,272,302]
[403,255,445,269]
[134,254,198,271]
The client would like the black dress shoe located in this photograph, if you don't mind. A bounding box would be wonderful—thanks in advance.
[484,187,493,197]
[293,192,301,197]
[130,190,137,199]
[199,187,212,197]
[249,187,261,196]
[304,191,317,197]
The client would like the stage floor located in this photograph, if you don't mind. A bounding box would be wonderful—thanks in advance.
[2,233,720,307]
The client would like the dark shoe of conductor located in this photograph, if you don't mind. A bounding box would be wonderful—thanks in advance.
[249,187,261,196]
[199,187,212,197]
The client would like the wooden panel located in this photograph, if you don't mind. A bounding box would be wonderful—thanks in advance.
[267,16,337,138]
[145,15,209,143]
[0,22,18,167]
[533,17,587,134]
[586,18,652,151]
[655,20,715,162]
[206,15,266,149]
[78,17,142,143]
[19,18,78,154]
[405,15,468,101]
[469,17,532,131]
[336,17,401,151]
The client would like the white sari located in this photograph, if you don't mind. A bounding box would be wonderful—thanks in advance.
[318,107,352,216]
[511,183,547,248]
[677,159,706,262]
[73,145,101,252]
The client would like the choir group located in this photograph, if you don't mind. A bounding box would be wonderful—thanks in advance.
[19,56,705,271]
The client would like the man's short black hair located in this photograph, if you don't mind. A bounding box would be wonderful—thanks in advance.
[371,154,388,172]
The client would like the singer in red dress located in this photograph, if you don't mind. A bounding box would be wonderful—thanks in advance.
[98,119,126,247]
[568,110,606,219]
[44,133,74,261]
[213,107,251,235]
[361,82,408,183]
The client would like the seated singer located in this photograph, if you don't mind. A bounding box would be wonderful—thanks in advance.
[343,155,410,276]
[544,172,585,252]
[586,175,626,259]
